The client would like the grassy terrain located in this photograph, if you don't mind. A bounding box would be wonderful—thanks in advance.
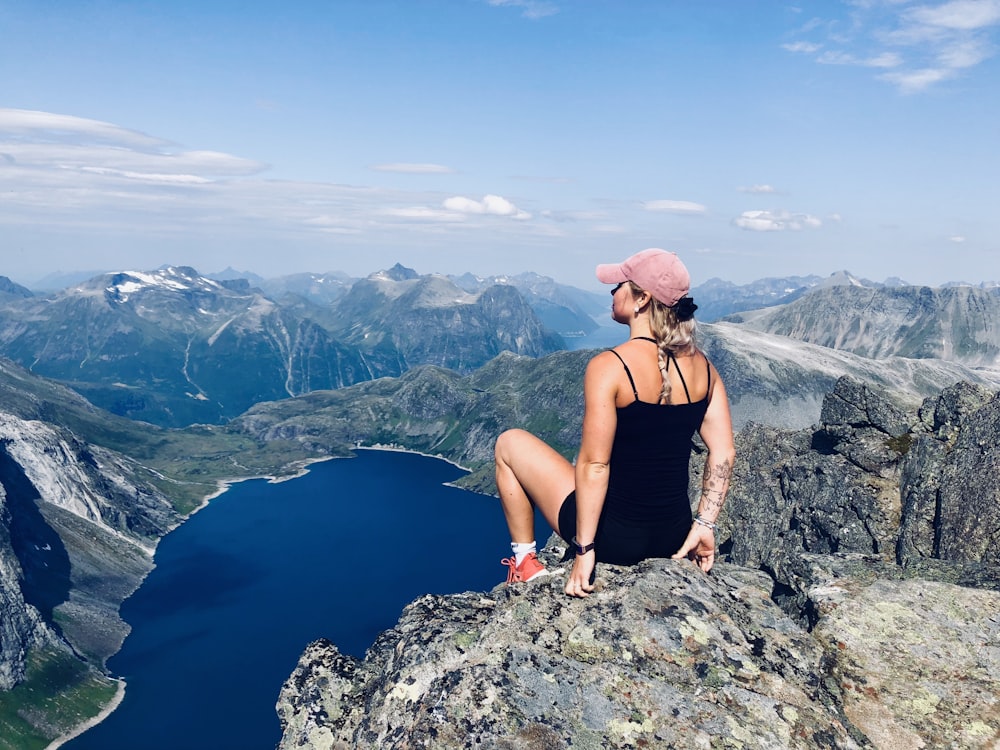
[0,647,119,750]
[130,426,321,514]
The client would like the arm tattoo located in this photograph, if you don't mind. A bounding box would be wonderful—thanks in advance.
[699,458,732,516]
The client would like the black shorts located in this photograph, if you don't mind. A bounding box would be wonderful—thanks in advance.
[557,491,691,566]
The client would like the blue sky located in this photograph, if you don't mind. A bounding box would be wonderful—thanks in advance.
[2,0,999,290]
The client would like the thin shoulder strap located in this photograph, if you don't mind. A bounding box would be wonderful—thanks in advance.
[667,352,693,404]
[607,349,639,402]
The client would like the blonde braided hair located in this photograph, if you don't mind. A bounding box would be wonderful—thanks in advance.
[627,281,697,404]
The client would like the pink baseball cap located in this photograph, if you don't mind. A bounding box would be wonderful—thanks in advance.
[595,248,691,306]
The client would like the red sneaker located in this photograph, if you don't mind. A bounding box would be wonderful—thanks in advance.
[501,552,549,584]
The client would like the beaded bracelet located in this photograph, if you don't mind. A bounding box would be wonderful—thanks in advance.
[694,515,717,530]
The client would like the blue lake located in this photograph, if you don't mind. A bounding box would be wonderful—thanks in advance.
[66,449,522,750]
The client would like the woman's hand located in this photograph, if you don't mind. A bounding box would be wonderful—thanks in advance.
[671,524,717,573]
[565,551,596,597]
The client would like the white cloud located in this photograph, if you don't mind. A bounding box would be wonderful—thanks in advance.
[950,235,967,242]
[734,209,822,232]
[369,163,457,174]
[878,66,953,92]
[643,199,708,215]
[737,184,777,194]
[937,37,992,66]
[784,0,1000,92]
[907,0,1000,31]
[443,194,531,219]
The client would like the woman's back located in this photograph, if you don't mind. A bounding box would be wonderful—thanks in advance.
[603,339,710,523]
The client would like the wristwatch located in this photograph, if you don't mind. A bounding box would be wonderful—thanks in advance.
[572,536,595,555]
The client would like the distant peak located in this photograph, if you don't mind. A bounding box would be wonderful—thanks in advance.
[378,263,419,282]
[816,270,867,289]
[101,267,222,303]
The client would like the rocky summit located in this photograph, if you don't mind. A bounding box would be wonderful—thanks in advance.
[276,378,1000,749]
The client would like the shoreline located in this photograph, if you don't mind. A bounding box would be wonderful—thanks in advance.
[37,459,336,748]
[45,679,126,750]
[42,445,474,747]
[187,454,339,516]
[357,442,472,473]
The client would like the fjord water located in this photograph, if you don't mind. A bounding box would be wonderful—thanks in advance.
[66,450,518,750]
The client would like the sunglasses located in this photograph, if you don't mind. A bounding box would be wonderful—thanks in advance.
[611,282,626,295]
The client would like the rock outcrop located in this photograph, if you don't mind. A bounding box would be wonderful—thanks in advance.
[276,378,1000,749]
[0,411,179,687]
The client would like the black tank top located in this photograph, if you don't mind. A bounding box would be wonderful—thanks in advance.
[603,346,710,522]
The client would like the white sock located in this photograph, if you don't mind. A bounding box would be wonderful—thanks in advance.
[511,541,536,566]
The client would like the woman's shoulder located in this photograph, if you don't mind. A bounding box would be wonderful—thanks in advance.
[586,348,626,372]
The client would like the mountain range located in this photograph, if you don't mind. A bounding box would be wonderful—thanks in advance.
[0,265,564,427]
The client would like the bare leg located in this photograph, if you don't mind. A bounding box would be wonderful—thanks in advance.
[494,429,575,543]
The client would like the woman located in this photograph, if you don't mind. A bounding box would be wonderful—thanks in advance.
[495,248,735,597]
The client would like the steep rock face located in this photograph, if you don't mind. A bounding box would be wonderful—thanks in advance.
[721,378,1000,602]
[903,383,1000,566]
[0,411,179,686]
[0,483,52,690]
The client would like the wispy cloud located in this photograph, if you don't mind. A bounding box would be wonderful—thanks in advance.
[369,163,457,174]
[0,108,266,178]
[0,108,538,241]
[783,0,1000,92]
[486,0,559,20]
[733,209,822,232]
[642,199,708,215]
[0,108,167,148]
[737,184,778,194]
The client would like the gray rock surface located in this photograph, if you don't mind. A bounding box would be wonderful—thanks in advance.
[277,547,1000,749]
[277,377,1000,749]
[0,483,50,690]
[277,554,867,750]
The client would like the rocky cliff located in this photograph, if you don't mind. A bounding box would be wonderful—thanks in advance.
[0,411,179,688]
[275,378,1000,749]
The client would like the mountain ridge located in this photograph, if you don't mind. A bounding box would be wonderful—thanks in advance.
[725,284,1000,367]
